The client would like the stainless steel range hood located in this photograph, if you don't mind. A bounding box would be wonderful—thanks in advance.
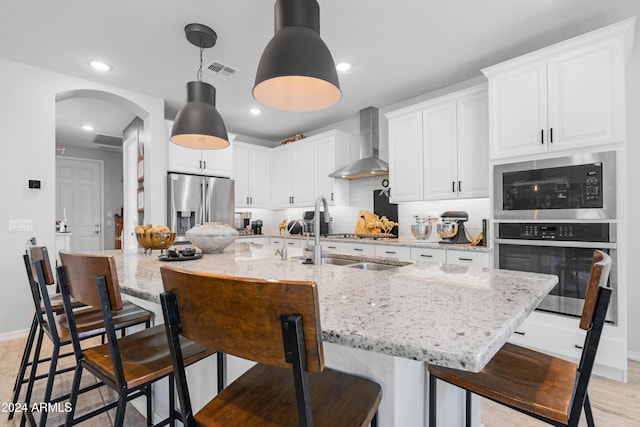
[329,106,389,179]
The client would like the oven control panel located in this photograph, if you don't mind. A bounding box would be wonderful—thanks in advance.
[498,222,610,242]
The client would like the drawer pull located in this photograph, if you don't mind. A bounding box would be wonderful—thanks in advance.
[328,246,337,249]
[385,251,396,254]
[574,344,583,349]
[353,248,364,252]
[458,257,473,262]
[514,331,525,336]
[420,254,433,258]
[287,242,295,246]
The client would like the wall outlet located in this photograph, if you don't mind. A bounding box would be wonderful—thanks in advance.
[9,219,33,232]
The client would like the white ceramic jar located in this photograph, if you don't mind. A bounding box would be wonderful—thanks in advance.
[185,222,239,254]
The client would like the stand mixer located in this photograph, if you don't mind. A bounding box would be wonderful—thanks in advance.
[437,211,471,244]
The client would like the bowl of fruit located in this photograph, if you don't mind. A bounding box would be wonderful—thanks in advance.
[135,224,176,254]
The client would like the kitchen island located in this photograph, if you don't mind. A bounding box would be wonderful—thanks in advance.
[106,241,557,426]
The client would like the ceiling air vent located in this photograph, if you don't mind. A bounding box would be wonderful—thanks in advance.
[90,133,123,152]
[205,60,237,80]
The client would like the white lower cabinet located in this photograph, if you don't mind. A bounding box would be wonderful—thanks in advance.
[410,247,446,263]
[374,245,411,260]
[322,241,375,256]
[445,249,490,268]
[270,237,301,248]
[237,237,266,245]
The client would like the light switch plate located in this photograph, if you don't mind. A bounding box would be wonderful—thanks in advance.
[9,219,33,232]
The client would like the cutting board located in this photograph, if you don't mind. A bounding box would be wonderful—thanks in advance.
[373,190,398,236]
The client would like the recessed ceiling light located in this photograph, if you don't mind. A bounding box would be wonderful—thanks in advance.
[89,60,112,72]
[81,124,95,132]
[336,62,352,72]
[249,108,262,115]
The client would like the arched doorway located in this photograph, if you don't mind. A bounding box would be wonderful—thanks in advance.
[55,89,150,251]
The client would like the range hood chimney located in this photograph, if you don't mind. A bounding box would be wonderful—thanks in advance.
[329,106,389,179]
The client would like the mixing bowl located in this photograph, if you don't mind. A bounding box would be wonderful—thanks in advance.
[411,223,432,240]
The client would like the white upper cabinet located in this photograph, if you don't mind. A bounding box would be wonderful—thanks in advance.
[387,110,424,202]
[483,18,633,160]
[386,84,489,202]
[233,142,271,208]
[272,141,315,208]
[313,131,352,205]
[165,120,233,177]
[272,130,354,208]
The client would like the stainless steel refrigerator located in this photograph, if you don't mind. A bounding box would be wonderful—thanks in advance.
[167,173,235,243]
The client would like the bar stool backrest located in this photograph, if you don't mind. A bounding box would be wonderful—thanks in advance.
[28,246,55,286]
[59,252,123,311]
[160,265,324,372]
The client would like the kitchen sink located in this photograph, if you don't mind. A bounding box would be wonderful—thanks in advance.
[321,257,359,266]
[320,255,411,270]
[347,262,401,271]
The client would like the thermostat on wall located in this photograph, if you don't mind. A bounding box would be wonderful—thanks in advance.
[28,180,41,189]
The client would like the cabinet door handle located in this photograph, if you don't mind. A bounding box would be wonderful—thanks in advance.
[541,129,544,144]
[385,251,396,254]
[331,192,334,201]
[549,127,553,143]
[246,197,249,204]
[249,197,253,204]
[203,160,207,169]
[514,331,525,336]
[458,257,473,262]
[353,248,364,252]
[420,254,433,258]
[452,181,456,192]
[458,181,462,192]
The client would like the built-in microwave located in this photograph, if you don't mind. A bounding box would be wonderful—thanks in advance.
[494,151,616,220]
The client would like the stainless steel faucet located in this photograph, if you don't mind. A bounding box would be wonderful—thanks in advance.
[313,196,330,265]
[276,219,305,260]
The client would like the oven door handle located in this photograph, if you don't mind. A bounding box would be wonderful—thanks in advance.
[495,238,616,249]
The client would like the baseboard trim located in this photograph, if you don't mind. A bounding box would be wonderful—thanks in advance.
[629,350,640,362]
[0,328,29,342]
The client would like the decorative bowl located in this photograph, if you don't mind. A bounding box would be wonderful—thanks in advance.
[186,222,239,254]
[136,232,177,254]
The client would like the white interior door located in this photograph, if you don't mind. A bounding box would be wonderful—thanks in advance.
[56,157,103,252]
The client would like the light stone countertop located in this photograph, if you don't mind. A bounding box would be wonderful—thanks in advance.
[107,241,556,372]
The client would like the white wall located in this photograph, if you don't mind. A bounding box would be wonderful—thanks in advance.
[0,58,165,336]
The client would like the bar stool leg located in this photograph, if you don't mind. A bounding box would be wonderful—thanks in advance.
[465,390,472,427]
[65,364,84,426]
[584,393,595,427]
[114,395,127,427]
[37,342,61,427]
[9,316,38,420]
[429,374,437,427]
[20,327,45,427]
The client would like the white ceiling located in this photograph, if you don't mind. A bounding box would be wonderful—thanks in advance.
[1,1,638,149]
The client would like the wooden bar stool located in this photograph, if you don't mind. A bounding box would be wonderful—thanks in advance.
[17,247,154,427]
[57,252,215,427]
[160,265,382,427]
[10,246,84,421]
[428,250,612,427]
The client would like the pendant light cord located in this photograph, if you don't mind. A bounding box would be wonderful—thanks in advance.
[197,45,204,82]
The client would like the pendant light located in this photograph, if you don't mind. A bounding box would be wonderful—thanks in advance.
[171,23,229,149]
[253,0,341,112]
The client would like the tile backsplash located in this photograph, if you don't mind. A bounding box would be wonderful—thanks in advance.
[237,176,490,241]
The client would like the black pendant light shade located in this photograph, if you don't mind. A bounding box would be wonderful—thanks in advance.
[253,0,341,112]
[171,81,229,149]
[171,24,229,150]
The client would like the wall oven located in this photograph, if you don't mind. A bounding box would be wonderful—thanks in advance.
[495,222,617,324]
[494,151,616,220]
